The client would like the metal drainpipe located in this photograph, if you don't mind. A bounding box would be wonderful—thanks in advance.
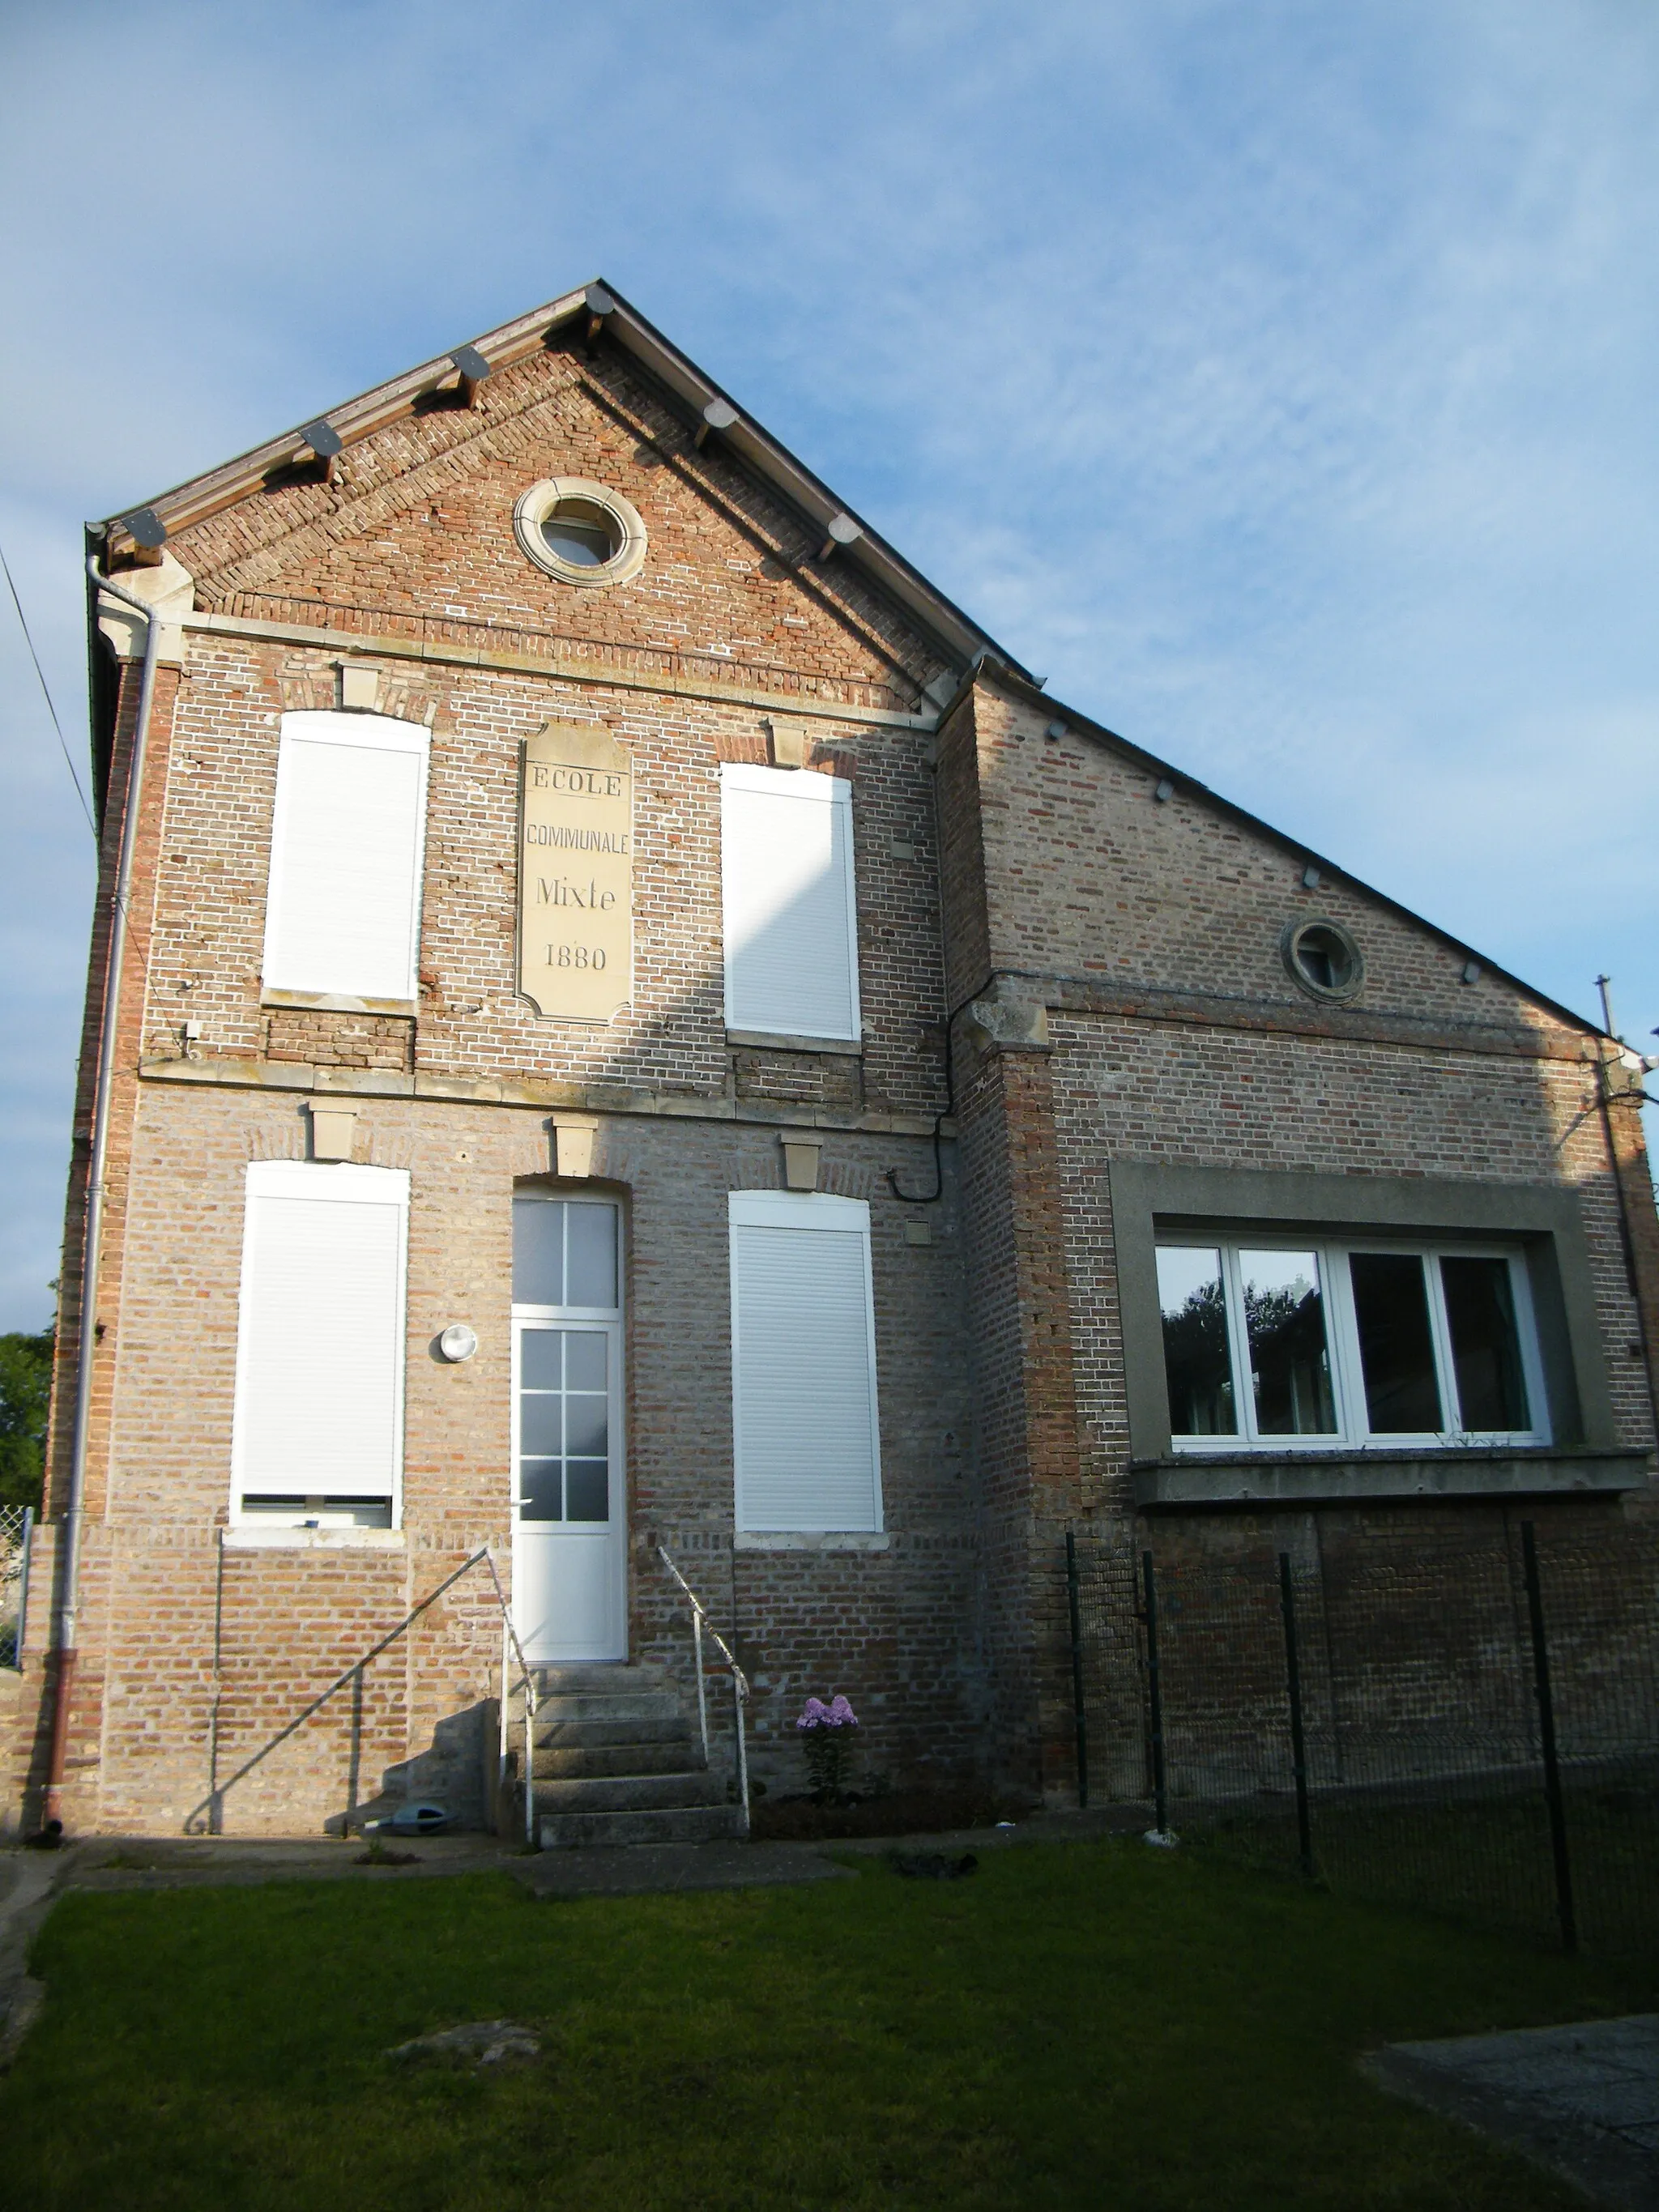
[40,559,164,1827]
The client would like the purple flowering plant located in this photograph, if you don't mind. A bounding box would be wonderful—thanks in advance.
[795,1693,859,1799]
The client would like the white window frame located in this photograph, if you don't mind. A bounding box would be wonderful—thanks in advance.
[719,763,862,1043]
[729,1189,884,1533]
[1158,1236,1550,1453]
[262,710,431,1003]
[510,1196,625,1531]
[230,1160,410,1530]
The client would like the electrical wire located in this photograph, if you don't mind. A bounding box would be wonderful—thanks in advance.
[0,529,96,836]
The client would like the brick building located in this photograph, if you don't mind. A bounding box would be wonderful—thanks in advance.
[6,279,1656,1840]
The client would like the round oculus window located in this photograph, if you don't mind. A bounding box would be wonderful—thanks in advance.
[1282,916,1365,1002]
[513,477,646,587]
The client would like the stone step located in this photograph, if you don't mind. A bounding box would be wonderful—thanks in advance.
[539,1803,747,1851]
[537,1770,727,1814]
[527,1690,684,1727]
[532,1715,700,1753]
[527,1663,673,1697]
[537,1740,706,1779]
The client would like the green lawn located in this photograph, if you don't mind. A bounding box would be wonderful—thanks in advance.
[3,1840,1653,2210]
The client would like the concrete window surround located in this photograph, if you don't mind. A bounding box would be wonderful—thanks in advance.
[1108,1161,1649,1508]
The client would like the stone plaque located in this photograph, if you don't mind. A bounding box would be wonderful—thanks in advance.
[518,721,633,1021]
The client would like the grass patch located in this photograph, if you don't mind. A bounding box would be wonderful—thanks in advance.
[750,1784,1029,1840]
[1183,1781,1659,1957]
[3,1840,1653,2210]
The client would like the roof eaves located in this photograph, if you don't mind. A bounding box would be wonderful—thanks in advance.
[593,285,1021,678]
[93,276,1021,681]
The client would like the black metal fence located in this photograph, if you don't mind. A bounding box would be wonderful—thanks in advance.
[1066,1519,1659,1958]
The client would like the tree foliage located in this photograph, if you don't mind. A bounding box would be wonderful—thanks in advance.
[0,1326,53,1514]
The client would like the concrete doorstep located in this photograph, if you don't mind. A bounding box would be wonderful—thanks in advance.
[1367,2017,1659,2211]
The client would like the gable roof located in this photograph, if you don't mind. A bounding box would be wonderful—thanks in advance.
[92,277,1025,685]
[87,278,1606,1049]
[962,658,1605,1046]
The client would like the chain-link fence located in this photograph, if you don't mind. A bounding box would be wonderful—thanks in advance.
[0,1505,32,1670]
[1066,1519,1659,1958]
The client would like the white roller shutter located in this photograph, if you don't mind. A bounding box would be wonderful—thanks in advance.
[721,765,860,1040]
[729,1191,882,1532]
[262,710,430,1001]
[232,1161,409,1508]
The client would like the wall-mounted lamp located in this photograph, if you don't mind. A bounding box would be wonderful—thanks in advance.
[1154,778,1175,803]
[1044,720,1067,743]
[1461,961,1482,986]
[438,1323,479,1363]
[1302,864,1321,890]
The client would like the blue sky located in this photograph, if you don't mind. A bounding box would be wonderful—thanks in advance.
[2,1,1656,1330]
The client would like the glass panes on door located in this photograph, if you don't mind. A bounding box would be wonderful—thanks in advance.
[512,1196,618,1310]
[1155,1236,1545,1450]
[518,1328,610,1522]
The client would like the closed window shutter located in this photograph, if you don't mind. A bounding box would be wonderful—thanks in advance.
[721,765,860,1039]
[232,1162,408,1505]
[262,711,430,1000]
[729,1191,882,1532]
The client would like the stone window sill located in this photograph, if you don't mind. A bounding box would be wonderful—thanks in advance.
[223,1527,407,1551]
[727,1029,863,1056]
[1132,1447,1652,1510]
[734,1531,890,1552]
[262,989,418,1018]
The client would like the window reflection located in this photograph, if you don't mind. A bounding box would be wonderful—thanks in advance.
[1350,1253,1444,1433]
[1441,1256,1529,1431]
[1157,1247,1238,1436]
[1238,1250,1337,1435]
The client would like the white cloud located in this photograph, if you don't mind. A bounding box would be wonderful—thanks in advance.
[0,0,1656,1319]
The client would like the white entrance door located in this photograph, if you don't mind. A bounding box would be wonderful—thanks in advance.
[511,1196,626,1663]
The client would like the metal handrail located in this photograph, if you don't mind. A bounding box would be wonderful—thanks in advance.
[183,1543,539,1843]
[657,1545,751,1835]
[480,1549,540,1848]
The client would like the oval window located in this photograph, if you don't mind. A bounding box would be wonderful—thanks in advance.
[1282,917,1365,1002]
[541,498,621,569]
[512,478,647,587]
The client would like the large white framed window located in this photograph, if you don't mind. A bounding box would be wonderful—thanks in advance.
[262,710,431,1002]
[729,1191,882,1532]
[1155,1238,1550,1452]
[231,1161,410,1528]
[720,764,860,1041]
